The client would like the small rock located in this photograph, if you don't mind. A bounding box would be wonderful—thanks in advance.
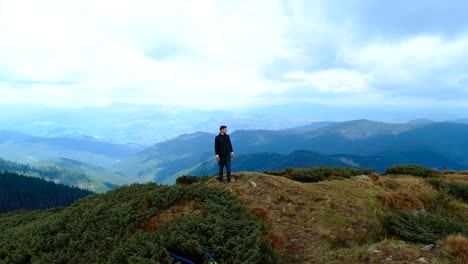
[421,244,435,251]
[367,245,377,252]
[384,257,392,262]
[417,257,428,263]
[355,174,369,180]
[249,181,257,188]
[372,249,382,254]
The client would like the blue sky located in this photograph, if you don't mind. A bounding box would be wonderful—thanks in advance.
[1,0,468,112]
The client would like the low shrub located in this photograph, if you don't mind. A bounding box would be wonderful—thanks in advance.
[176,175,198,185]
[264,166,374,183]
[427,179,468,203]
[386,212,468,244]
[198,175,213,183]
[443,170,458,175]
[0,184,279,263]
[385,164,433,178]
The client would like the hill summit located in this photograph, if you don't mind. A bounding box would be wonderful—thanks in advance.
[1,166,467,263]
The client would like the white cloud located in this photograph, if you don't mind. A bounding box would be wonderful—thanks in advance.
[0,0,290,108]
[341,35,468,94]
[1,0,468,110]
[283,69,371,94]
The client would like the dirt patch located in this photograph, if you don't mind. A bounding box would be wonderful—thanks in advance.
[131,200,204,234]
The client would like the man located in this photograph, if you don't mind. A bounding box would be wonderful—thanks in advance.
[214,125,235,183]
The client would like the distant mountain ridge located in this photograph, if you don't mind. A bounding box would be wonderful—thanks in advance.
[0,102,316,145]
[33,157,131,185]
[2,119,468,185]
[0,132,143,167]
[284,121,335,131]
[115,119,468,184]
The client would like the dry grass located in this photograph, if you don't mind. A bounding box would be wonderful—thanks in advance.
[370,173,382,184]
[441,234,468,264]
[390,247,421,261]
[383,179,402,190]
[443,173,468,184]
[207,172,387,263]
[204,172,461,263]
[381,192,425,212]
[442,169,458,175]
[263,229,287,253]
[384,175,439,208]
[250,207,270,222]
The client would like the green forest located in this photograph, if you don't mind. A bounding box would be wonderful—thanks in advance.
[0,183,278,264]
[0,158,117,193]
[0,171,93,214]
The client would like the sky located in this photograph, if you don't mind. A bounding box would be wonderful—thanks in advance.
[1,0,468,112]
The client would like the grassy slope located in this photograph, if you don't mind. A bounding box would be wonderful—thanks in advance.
[206,172,468,263]
[1,170,466,263]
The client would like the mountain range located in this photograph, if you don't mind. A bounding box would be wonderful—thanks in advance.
[1,119,468,186]
[0,131,142,167]
[2,102,468,146]
[113,119,468,184]
[0,102,315,145]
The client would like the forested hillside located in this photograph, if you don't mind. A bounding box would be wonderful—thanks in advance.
[0,183,277,263]
[0,171,92,214]
[0,158,117,192]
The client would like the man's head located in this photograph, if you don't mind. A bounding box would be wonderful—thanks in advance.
[219,125,227,135]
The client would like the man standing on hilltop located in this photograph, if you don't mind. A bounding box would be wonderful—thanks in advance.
[214,125,235,184]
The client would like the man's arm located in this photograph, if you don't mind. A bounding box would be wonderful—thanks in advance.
[214,136,220,160]
[228,136,233,152]
[228,136,234,157]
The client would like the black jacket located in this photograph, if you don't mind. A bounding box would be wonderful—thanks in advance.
[214,134,233,157]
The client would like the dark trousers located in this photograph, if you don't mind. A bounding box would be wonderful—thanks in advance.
[218,156,231,182]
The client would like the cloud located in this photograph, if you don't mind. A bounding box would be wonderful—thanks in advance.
[283,69,371,94]
[342,35,468,98]
[0,0,468,110]
[0,0,292,108]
